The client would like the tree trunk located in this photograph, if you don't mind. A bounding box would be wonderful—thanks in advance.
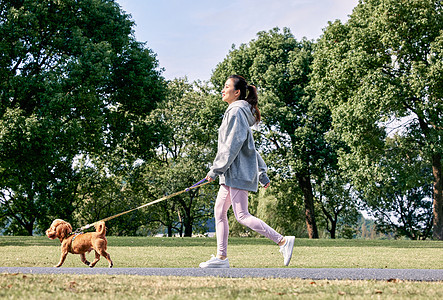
[167,225,173,237]
[177,195,194,237]
[183,207,193,237]
[297,174,319,238]
[330,219,337,239]
[13,214,34,236]
[432,153,443,240]
[25,224,33,236]
[319,200,337,239]
[184,222,193,237]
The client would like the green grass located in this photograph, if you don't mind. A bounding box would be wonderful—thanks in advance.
[0,236,441,269]
[0,236,442,299]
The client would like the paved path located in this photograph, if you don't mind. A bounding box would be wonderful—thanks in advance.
[1,267,442,281]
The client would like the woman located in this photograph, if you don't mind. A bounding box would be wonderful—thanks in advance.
[199,75,294,268]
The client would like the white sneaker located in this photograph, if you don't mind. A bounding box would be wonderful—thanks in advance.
[199,255,230,268]
[279,236,295,266]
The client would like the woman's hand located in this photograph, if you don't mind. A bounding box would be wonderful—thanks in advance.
[264,182,270,189]
[205,175,214,183]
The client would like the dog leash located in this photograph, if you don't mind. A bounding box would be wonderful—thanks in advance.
[74,178,210,233]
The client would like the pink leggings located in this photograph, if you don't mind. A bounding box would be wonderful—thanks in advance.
[215,184,284,257]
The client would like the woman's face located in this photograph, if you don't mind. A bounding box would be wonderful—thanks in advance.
[221,78,240,104]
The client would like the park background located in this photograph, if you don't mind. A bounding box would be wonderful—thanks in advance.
[0,0,442,241]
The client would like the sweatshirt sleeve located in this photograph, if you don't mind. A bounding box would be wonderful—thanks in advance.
[207,109,248,180]
[257,151,270,186]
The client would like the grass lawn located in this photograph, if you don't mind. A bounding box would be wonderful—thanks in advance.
[0,236,441,269]
[0,236,442,299]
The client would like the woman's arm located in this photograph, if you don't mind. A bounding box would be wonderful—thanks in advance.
[257,151,270,188]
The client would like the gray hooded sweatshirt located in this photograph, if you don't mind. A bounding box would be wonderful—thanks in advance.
[207,100,270,192]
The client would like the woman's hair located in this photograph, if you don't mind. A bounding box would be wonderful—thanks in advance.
[228,75,261,123]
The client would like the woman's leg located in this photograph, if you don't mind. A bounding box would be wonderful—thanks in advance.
[229,186,283,244]
[214,185,232,258]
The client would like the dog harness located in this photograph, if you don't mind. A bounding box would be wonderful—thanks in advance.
[69,232,83,252]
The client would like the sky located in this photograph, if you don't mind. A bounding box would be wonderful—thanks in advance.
[116,0,359,82]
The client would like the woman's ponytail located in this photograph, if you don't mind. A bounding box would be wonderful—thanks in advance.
[229,75,261,123]
[246,85,261,123]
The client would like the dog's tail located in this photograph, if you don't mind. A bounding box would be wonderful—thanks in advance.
[94,221,107,236]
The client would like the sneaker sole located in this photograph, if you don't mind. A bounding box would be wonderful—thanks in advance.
[199,259,230,268]
[199,264,230,268]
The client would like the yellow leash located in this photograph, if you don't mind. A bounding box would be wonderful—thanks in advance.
[76,179,211,232]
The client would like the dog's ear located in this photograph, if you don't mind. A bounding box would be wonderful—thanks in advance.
[56,222,72,239]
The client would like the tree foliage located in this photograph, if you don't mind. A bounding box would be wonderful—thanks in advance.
[313,170,359,239]
[0,0,440,240]
[358,135,434,239]
[312,0,442,239]
[136,79,222,236]
[0,0,165,234]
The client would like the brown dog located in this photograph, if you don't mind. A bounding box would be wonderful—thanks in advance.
[46,219,113,268]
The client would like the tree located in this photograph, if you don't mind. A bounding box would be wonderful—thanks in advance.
[255,180,307,237]
[138,79,222,237]
[313,170,359,239]
[359,135,434,239]
[312,0,443,239]
[0,0,165,234]
[211,28,338,238]
[71,154,154,236]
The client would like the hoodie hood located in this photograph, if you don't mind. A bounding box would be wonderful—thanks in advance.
[227,100,256,127]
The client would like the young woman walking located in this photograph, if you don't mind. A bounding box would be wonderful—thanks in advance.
[199,75,294,268]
